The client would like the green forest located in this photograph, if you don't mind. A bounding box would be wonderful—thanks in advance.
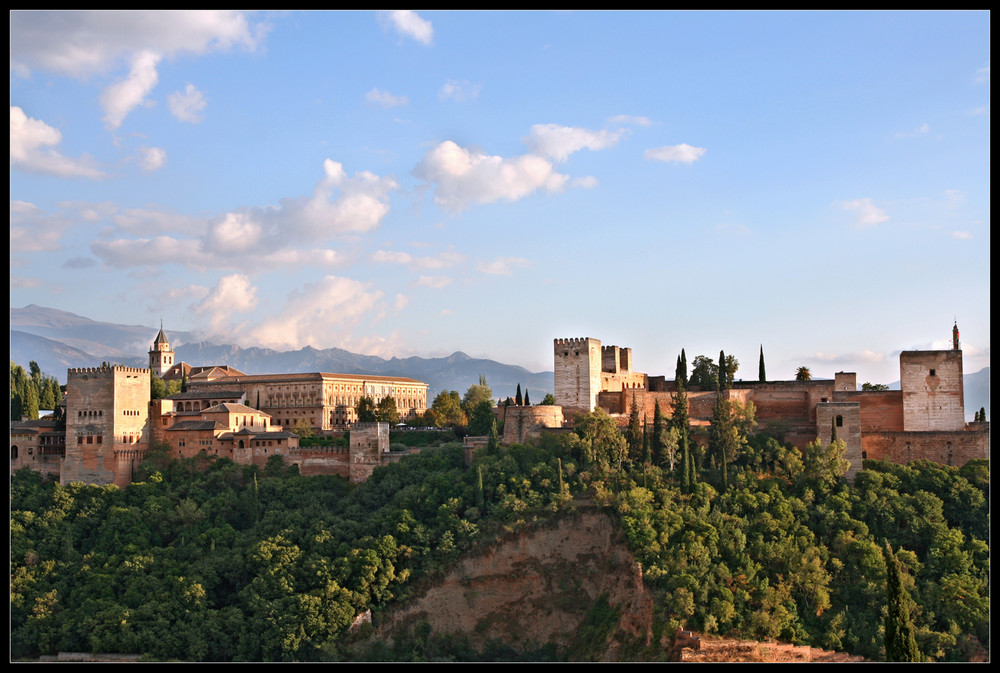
[11,402,990,661]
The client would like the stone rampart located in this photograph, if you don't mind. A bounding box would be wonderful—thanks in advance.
[863,429,988,467]
[503,405,565,445]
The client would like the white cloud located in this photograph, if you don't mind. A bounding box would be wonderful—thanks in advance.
[524,124,628,162]
[10,10,266,79]
[609,114,653,127]
[952,230,973,240]
[9,200,74,254]
[91,235,208,268]
[168,84,207,123]
[63,159,394,271]
[11,11,266,131]
[100,50,160,130]
[204,211,264,253]
[976,63,990,84]
[645,143,706,164]
[414,275,453,289]
[840,198,889,228]
[366,88,409,108]
[477,256,530,275]
[414,140,569,212]
[378,10,433,46]
[373,248,464,269]
[439,80,482,102]
[137,146,166,171]
[193,273,258,333]
[10,107,105,178]
[248,275,384,350]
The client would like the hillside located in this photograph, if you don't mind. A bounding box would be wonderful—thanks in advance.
[371,509,657,660]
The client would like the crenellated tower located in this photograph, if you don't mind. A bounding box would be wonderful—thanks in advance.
[553,337,602,417]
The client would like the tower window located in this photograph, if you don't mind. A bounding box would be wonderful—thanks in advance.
[836,415,843,427]
[929,369,936,376]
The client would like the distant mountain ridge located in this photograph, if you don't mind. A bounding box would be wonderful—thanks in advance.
[10,305,988,420]
[10,305,554,401]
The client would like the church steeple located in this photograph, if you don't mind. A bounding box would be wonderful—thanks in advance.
[149,321,175,377]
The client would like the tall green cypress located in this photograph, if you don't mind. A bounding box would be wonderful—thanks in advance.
[626,393,642,464]
[487,418,500,455]
[651,400,665,466]
[758,345,766,383]
[672,353,693,492]
[882,541,920,661]
[515,384,522,406]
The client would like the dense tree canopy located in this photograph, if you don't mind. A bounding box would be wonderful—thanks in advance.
[10,398,989,663]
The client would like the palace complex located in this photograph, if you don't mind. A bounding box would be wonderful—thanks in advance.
[11,326,428,487]
[10,323,989,487]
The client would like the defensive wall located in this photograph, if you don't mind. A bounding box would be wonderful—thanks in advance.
[862,430,988,466]
[553,336,988,473]
[502,405,565,445]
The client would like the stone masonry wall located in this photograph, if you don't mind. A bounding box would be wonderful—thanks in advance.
[862,429,987,467]
[901,350,965,431]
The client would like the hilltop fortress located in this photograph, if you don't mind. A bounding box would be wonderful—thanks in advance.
[539,326,987,480]
[10,323,989,487]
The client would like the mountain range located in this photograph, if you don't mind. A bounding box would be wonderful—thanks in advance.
[10,304,989,420]
[9,305,554,402]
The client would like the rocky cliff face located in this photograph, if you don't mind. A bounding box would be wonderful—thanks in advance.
[374,509,659,660]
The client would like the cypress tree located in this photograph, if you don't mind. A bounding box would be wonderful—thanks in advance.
[758,345,766,382]
[642,415,651,464]
[524,389,530,406]
[476,465,485,509]
[671,354,693,492]
[651,400,665,465]
[515,384,523,406]
[627,393,642,463]
[882,541,920,662]
[718,350,727,391]
[487,418,500,455]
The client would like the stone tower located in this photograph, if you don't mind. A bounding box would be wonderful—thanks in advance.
[899,324,965,432]
[149,323,175,378]
[62,365,151,487]
[554,337,602,418]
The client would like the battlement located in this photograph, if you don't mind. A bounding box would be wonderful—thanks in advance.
[68,365,150,375]
[554,337,596,348]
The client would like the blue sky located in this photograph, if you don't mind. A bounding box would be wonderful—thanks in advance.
[10,10,990,385]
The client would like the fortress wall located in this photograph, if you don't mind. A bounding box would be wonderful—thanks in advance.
[748,389,811,423]
[816,402,863,481]
[863,429,987,467]
[835,391,905,433]
[287,449,351,478]
[503,405,564,445]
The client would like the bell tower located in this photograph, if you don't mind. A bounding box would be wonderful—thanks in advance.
[149,322,175,378]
